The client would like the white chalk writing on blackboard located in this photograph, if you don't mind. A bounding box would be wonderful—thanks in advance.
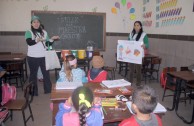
[57,16,87,39]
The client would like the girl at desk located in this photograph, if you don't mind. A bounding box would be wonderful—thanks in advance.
[55,86,103,126]
[57,55,87,83]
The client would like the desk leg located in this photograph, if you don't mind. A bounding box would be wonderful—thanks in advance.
[52,102,58,126]
[175,79,182,111]
[176,104,194,124]
[175,79,194,124]
[167,78,180,111]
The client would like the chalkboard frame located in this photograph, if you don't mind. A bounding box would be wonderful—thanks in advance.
[32,10,106,51]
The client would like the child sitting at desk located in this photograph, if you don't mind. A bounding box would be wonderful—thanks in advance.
[55,86,103,126]
[57,55,87,83]
[88,56,107,82]
[119,85,162,126]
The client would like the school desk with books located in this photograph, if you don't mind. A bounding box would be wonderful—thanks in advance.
[51,82,133,125]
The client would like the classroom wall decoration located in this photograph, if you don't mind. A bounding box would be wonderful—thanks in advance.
[142,0,153,27]
[111,0,137,30]
[156,0,186,28]
[142,0,194,35]
[111,0,136,20]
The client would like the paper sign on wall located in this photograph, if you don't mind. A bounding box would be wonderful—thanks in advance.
[117,40,143,64]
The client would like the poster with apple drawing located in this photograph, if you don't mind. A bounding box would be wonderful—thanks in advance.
[117,40,143,64]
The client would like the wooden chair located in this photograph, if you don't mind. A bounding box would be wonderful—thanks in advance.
[161,67,187,103]
[0,52,11,55]
[5,62,24,89]
[180,66,189,71]
[101,55,116,80]
[144,57,162,82]
[4,82,34,126]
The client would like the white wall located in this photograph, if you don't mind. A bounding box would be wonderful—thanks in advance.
[149,38,194,70]
[0,0,142,33]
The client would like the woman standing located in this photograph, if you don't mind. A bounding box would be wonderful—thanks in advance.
[128,21,149,86]
[25,16,59,96]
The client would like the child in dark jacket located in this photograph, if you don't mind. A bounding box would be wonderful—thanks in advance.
[119,85,162,126]
[88,56,107,82]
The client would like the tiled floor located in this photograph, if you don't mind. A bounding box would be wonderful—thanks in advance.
[3,70,194,126]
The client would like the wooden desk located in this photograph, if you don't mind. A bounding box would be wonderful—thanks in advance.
[50,83,133,125]
[0,53,28,82]
[167,71,194,124]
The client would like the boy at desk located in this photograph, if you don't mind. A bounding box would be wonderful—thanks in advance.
[119,85,162,126]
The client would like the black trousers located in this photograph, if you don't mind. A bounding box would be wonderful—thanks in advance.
[129,63,142,86]
[27,56,51,95]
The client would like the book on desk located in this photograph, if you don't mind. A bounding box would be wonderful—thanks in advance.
[56,82,83,89]
[102,79,131,88]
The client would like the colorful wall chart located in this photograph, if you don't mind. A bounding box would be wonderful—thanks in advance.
[142,0,153,27]
[155,0,186,28]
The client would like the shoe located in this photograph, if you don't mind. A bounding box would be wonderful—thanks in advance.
[44,91,51,94]
[38,78,44,82]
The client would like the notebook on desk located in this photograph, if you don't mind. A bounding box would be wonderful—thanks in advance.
[126,101,167,114]
[56,82,83,89]
[102,79,131,88]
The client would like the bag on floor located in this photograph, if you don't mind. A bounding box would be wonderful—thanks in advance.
[0,107,8,119]
[45,50,61,70]
[1,82,16,105]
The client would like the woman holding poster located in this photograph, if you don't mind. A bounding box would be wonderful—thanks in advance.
[128,21,149,86]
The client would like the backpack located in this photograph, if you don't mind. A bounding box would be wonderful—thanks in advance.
[1,82,16,105]
[0,107,8,121]
[160,67,177,88]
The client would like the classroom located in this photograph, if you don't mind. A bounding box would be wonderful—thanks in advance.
[0,0,194,126]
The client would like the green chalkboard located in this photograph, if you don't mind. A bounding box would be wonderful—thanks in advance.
[32,11,106,50]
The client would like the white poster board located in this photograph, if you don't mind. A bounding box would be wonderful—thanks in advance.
[117,40,143,64]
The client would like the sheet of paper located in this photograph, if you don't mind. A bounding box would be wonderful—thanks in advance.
[102,79,131,88]
[126,101,167,114]
[56,82,83,89]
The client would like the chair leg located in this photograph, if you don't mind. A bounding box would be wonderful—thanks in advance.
[20,76,23,91]
[22,110,27,126]
[28,104,34,121]
[157,72,159,82]
[183,89,187,105]
[189,90,192,104]
[162,88,166,101]
[144,72,147,84]
[9,110,13,121]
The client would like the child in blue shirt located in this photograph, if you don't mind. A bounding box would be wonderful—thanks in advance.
[57,55,87,83]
